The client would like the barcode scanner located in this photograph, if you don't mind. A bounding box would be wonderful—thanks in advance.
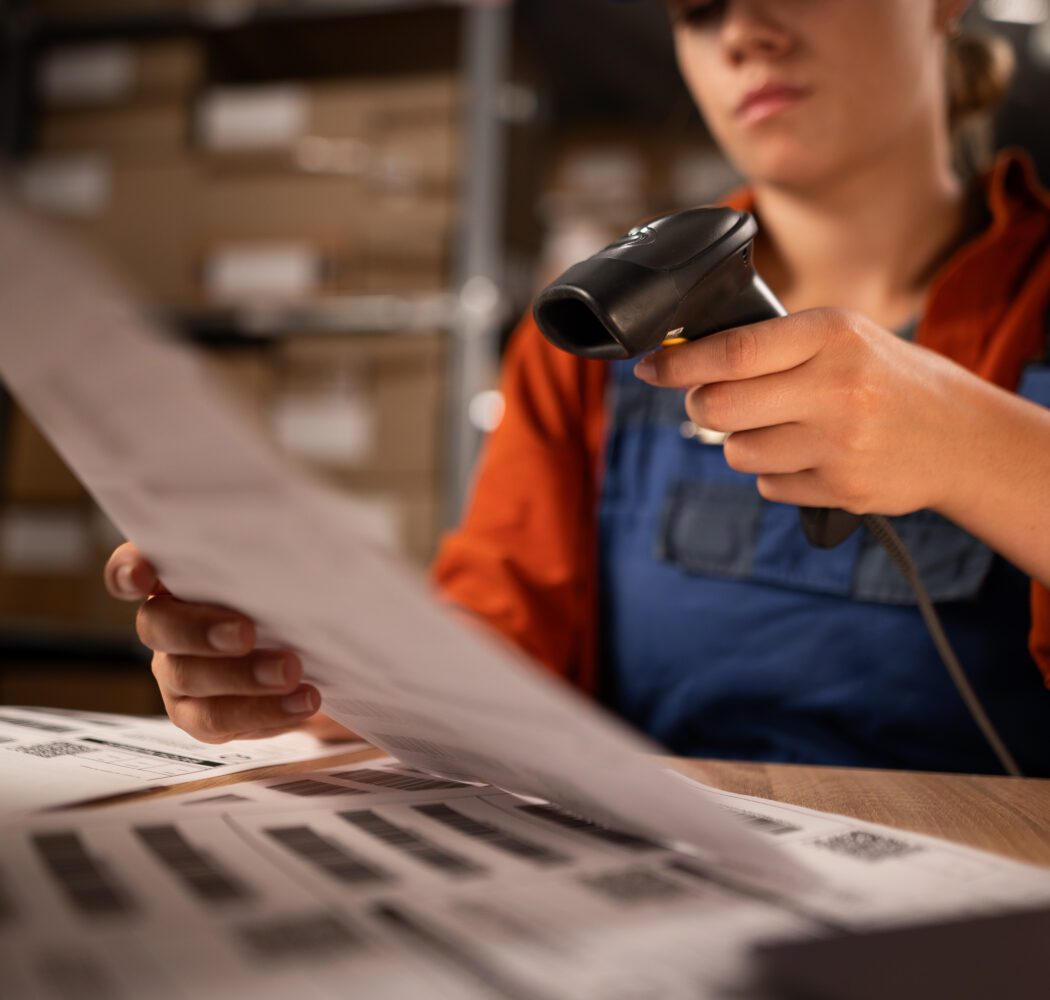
[533,206,1023,777]
[532,206,862,549]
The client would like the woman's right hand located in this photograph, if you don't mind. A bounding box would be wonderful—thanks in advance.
[104,542,322,743]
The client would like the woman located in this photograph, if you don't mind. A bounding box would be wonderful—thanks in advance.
[107,0,1050,773]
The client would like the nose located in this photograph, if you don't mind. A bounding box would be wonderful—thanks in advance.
[719,0,794,65]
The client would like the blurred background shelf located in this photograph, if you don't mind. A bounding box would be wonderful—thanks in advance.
[1,0,1048,710]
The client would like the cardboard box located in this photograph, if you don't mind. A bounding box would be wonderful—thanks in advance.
[197,76,463,194]
[4,407,89,505]
[37,102,190,161]
[37,39,203,109]
[16,154,202,304]
[272,332,447,479]
[198,169,455,301]
[0,504,137,632]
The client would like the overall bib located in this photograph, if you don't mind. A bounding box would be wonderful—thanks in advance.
[598,357,1050,775]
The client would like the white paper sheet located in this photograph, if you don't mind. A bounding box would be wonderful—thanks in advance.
[0,706,365,813]
[1,761,1048,1000]
[0,198,798,890]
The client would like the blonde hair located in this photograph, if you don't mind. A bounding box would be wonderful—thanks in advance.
[946,30,1016,170]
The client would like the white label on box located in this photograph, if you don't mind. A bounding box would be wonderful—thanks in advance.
[198,85,309,151]
[204,243,322,303]
[15,156,112,218]
[1,508,92,574]
[271,376,375,467]
[38,43,137,108]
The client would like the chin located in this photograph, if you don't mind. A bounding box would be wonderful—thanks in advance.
[723,138,849,193]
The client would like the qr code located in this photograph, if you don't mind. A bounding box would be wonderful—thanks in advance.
[814,829,921,862]
[582,868,688,904]
[14,741,93,759]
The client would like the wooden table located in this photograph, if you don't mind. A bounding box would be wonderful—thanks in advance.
[669,757,1050,867]
[91,747,1050,867]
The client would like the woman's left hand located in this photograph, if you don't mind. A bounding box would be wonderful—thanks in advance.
[633,308,978,517]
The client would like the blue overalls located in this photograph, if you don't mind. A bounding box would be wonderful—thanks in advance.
[598,357,1050,776]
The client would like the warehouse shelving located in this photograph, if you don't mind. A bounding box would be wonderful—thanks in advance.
[2,0,513,516]
[0,0,515,666]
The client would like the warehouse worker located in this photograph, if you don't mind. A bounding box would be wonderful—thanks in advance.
[106,0,1050,772]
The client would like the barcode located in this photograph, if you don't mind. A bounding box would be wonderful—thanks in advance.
[270,778,367,798]
[135,825,252,903]
[331,768,469,792]
[414,804,571,867]
[79,737,223,766]
[33,832,135,916]
[340,810,485,877]
[0,868,12,926]
[266,826,392,886]
[37,950,119,1000]
[726,808,801,836]
[582,867,689,904]
[0,713,75,733]
[182,793,252,806]
[14,741,93,759]
[372,903,543,1000]
[517,804,661,851]
[814,829,921,862]
[237,913,363,962]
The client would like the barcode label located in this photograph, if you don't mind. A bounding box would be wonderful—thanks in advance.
[340,810,485,877]
[36,950,119,1000]
[814,829,922,862]
[135,825,253,903]
[517,804,661,851]
[33,832,136,916]
[266,826,393,886]
[14,741,93,759]
[270,779,368,798]
[372,903,539,1000]
[0,868,13,926]
[0,713,75,733]
[330,768,470,792]
[182,793,252,806]
[237,913,362,962]
[726,808,801,836]
[582,867,689,904]
[414,804,571,866]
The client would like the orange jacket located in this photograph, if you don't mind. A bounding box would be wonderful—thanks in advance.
[433,151,1050,693]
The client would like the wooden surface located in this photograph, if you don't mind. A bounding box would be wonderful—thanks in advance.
[668,757,1050,867]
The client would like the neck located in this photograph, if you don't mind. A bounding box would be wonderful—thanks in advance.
[751,125,967,329]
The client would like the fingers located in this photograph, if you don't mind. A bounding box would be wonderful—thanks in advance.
[152,649,302,699]
[164,686,322,744]
[634,309,836,388]
[104,542,160,601]
[684,367,818,434]
[301,713,362,743]
[722,423,821,476]
[137,594,255,657]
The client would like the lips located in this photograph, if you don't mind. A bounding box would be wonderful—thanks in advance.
[735,82,810,124]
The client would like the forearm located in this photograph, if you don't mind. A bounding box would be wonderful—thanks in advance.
[933,375,1050,589]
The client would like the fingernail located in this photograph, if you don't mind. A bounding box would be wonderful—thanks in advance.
[282,688,319,716]
[253,655,288,688]
[634,356,656,381]
[208,620,246,653]
[115,562,138,596]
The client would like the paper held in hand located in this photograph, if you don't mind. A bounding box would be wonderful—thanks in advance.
[0,198,806,891]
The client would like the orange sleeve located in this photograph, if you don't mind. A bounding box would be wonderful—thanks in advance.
[431,314,607,692]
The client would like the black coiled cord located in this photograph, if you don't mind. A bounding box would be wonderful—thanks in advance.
[863,514,1023,778]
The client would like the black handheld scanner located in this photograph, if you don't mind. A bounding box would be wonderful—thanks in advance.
[533,207,861,549]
